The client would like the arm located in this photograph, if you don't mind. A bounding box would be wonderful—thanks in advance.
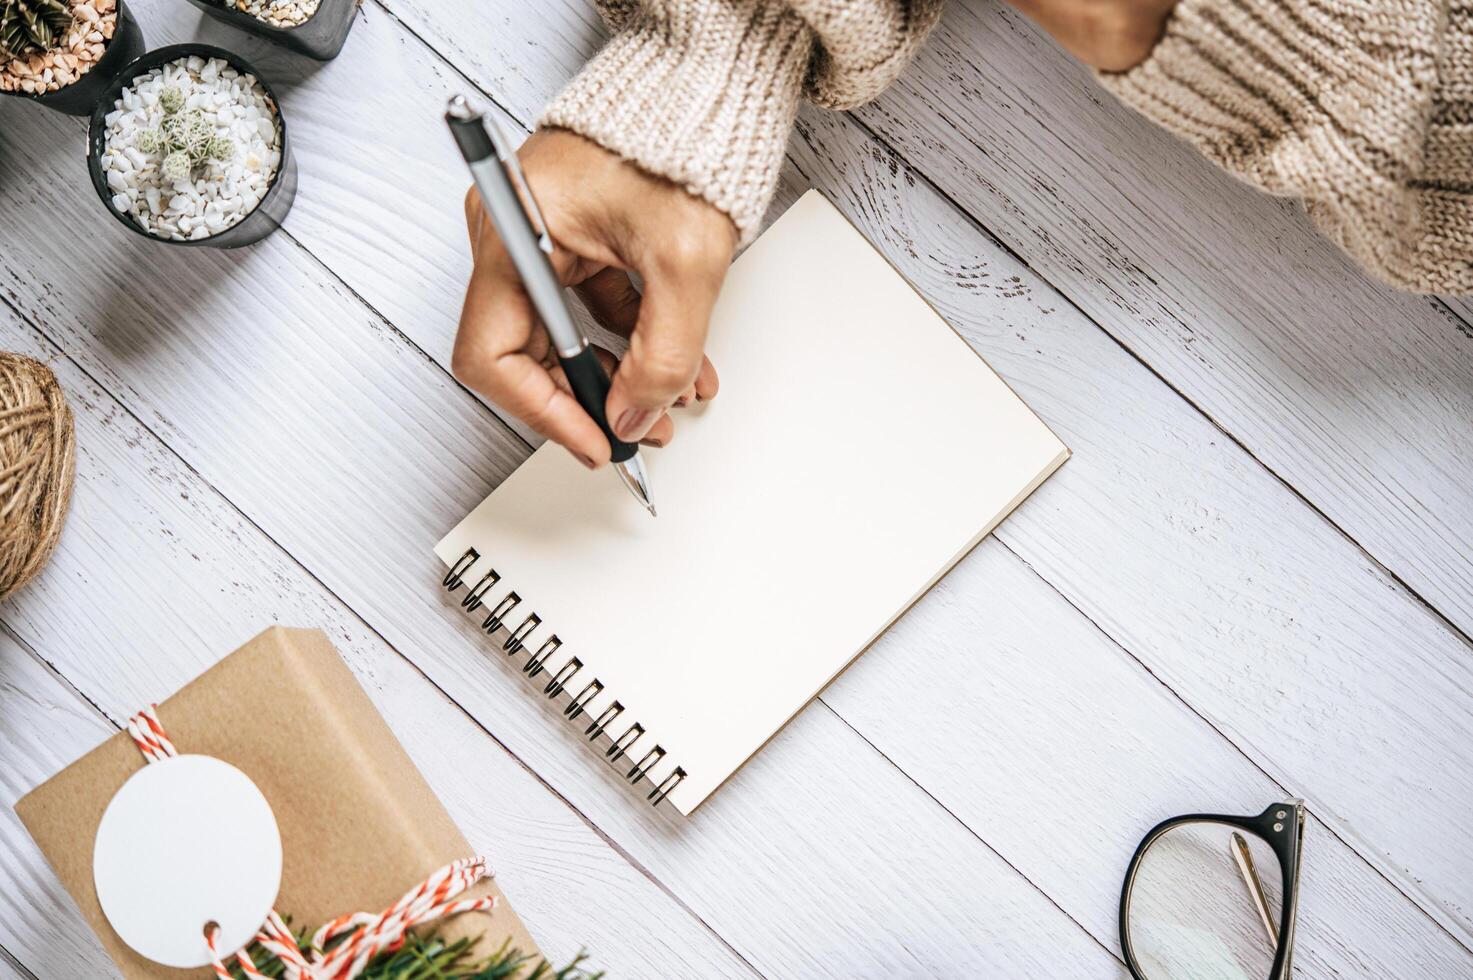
[455,0,942,458]
[1098,0,1471,293]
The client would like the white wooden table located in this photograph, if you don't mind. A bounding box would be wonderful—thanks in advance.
[3,0,1472,976]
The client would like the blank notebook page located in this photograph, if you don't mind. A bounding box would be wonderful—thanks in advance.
[436,191,1068,814]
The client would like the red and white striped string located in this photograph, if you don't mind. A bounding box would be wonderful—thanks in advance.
[126,705,179,763]
[126,705,497,980]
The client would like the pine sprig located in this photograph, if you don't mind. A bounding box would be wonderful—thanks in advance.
[227,924,603,980]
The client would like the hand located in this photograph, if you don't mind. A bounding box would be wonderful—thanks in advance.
[454,128,736,468]
[1007,0,1178,72]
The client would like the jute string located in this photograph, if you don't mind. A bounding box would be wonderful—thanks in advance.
[0,352,75,602]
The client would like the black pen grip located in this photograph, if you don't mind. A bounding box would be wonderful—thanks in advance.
[559,347,638,463]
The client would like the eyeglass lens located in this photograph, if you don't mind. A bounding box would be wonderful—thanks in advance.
[1126,820,1284,980]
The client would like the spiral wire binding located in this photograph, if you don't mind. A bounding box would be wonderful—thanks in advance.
[443,547,687,808]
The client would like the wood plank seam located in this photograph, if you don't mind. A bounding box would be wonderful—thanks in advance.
[0,618,116,729]
[0,942,39,980]
[0,305,769,980]
[842,112,1473,653]
[820,700,1126,966]
[777,106,1473,943]
[837,111,1473,659]
[3,18,534,472]
[985,540,1473,959]
[849,0,1473,638]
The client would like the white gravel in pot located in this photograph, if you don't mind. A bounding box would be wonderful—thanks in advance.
[101,55,282,241]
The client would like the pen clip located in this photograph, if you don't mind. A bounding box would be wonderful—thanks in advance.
[485,115,554,256]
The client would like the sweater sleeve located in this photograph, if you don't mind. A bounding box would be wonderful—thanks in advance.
[1099,0,1473,294]
[540,0,941,243]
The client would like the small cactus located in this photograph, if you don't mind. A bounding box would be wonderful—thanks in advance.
[160,150,191,182]
[0,0,74,60]
[140,86,236,181]
[158,84,184,113]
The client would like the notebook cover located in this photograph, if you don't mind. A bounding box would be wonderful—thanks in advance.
[15,626,540,978]
[437,191,1069,815]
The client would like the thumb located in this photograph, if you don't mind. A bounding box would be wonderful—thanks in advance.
[605,262,723,442]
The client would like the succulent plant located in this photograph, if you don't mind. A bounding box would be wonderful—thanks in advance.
[139,86,236,182]
[0,0,74,59]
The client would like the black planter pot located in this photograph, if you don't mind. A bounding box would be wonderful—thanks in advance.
[5,0,147,116]
[87,43,297,248]
[180,0,356,60]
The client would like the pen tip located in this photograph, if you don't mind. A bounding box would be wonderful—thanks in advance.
[614,456,657,516]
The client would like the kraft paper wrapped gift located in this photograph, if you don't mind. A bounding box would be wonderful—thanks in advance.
[15,626,541,978]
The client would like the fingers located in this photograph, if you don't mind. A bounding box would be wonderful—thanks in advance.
[577,266,722,412]
[548,345,676,448]
[692,356,719,402]
[640,416,676,448]
[453,248,613,468]
[604,246,727,443]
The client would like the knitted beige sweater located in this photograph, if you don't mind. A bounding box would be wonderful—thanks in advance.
[541,0,1473,293]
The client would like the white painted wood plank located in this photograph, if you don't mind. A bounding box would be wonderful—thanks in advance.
[0,323,752,979]
[0,149,1121,979]
[0,631,120,978]
[782,105,1473,944]
[357,0,1473,944]
[827,539,1473,976]
[849,0,1473,635]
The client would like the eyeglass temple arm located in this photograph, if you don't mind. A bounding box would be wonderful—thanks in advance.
[1230,831,1279,946]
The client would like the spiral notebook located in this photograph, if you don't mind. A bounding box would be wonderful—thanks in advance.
[436,191,1069,815]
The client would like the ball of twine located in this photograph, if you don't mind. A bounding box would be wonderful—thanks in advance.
[0,352,75,603]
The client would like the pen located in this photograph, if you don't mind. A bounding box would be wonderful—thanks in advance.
[444,95,656,517]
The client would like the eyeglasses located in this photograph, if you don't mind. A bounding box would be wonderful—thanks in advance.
[1120,800,1305,980]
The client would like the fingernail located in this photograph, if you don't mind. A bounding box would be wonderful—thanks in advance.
[614,408,656,440]
[574,452,597,470]
[640,436,665,448]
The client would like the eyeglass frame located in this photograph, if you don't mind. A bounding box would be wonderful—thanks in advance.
[1118,800,1306,980]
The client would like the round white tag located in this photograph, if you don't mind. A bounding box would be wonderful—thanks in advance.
[93,755,282,968]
